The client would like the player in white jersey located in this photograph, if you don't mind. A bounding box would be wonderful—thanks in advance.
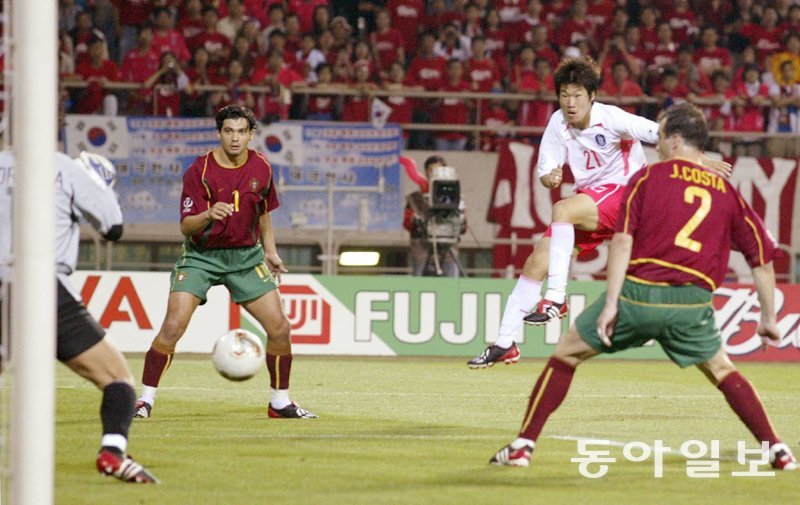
[468,58,730,368]
[0,149,158,483]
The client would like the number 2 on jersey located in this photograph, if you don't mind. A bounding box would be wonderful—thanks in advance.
[674,186,711,252]
[583,149,602,170]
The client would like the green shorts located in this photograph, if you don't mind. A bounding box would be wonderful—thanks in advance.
[575,278,720,368]
[170,241,278,304]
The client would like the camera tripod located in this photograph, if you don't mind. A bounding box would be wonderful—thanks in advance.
[421,238,466,277]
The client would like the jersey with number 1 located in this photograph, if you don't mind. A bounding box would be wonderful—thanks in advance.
[618,159,775,292]
[536,102,659,190]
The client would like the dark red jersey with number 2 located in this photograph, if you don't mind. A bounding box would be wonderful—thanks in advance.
[617,158,775,291]
[180,149,279,249]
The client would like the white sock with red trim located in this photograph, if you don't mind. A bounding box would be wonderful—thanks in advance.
[543,222,574,304]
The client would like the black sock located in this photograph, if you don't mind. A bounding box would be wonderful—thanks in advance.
[101,381,136,439]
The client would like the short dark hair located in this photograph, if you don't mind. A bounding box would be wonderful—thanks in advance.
[659,103,708,150]
[215,105,257,131]
[424,155,446,170]
[553,58,600,96]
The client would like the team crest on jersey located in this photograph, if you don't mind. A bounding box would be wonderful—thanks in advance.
[248,178,258,192]
[182,197,193,213]
[176,271,187,283]
[595,134,606,146]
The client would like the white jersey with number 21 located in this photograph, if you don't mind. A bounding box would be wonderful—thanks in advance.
[536,102,659,190]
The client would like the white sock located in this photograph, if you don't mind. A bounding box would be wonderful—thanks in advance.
[511,437,534,449]
[101,434,127,453]
[139,385,157,406]
[544,223,574,304]
[495,275,542,348]
[270,388,291,409]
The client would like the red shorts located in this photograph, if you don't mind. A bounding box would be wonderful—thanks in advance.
[544,184,625,254]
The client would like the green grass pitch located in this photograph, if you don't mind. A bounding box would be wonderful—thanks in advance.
[53,356,799,504]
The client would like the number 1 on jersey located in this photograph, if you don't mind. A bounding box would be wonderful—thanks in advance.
[232,190,240,212]
[583,149,602,170]
[674,186,712,252]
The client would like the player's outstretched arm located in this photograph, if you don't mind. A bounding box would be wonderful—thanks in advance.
[597,232,633,346]
[540,166,563,189]
[751,262,780,347]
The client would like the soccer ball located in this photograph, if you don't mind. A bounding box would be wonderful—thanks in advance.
[211,329,264,381]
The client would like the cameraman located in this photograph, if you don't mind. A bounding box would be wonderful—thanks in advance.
[403,155,467,277]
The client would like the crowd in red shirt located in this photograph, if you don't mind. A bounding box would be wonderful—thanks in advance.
[50,0,800,150]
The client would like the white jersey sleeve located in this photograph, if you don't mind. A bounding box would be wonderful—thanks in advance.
[63,153,123,236]
[603,104,659,145]
[535,111,568,179]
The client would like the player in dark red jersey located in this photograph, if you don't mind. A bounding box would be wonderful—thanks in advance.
[489,103,797,470]
[135,105,316,419]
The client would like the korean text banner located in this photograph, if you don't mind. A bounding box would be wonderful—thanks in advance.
[64,116,403,230]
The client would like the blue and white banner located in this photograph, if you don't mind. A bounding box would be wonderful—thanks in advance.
[64,116,403,230]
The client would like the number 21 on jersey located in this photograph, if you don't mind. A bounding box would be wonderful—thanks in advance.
[583,149,602,170]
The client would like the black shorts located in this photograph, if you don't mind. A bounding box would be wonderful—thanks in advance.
[57,280,105,362]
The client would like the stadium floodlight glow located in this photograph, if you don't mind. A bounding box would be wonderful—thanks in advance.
[338,251,380,267]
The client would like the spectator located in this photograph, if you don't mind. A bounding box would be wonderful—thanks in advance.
[434,23,471,62]
[638,6,658,53]
[423,0,449,33]
[542,0,568,27]
[311,4,331,35]
[508,0,543,52]
[352,39,378,81]
[70,11,96,68]
[695,26,732,76]
[767,60,800,157]
[510,44,536,93]
[407,31,446,91]
[495,0,525,24]
[238,20,264,56]
[595,5,627,43]
[599,60,644,114]
[651,67,690,114]
[480,98,512,152]
[649,22,678,69]
[555,0,595,52]
[243,0,279,27]
[433,59,471,151]
[316,29,337,65]
[74,33,120,115]
[260,4,286,52]
[182,46,218,117]
[329,16,353,53]
[303,63,339,120]
[733,63,771,156]
[700,69,737,151]
[586,0,614,30]
[284,13,302,55]
[217,0,250,43]
[371,8,405,78]
[210,58,255,111]
[703,0,733,32]
[230,34,265,79]
[112,0,155,62]
[484,8,510,75]
[177,0,205,41]
[386,0,423,58]
[528,24,559,70]
[769,33,800,87]
[741,6,782,61]
[676,45,712,96]
[383,61,417,146]
[598,33,644,83]
[188,7,232,67]
[666,0,699,46]
[783,5,800,36]
[252,49,304,121]
[342,61,378,122]
[516,56,555,139]
[465,36,501,93]
[120,25,160,114]
[463,2,485,39]
[152,7,191,63]
[733,44,758,86]
[331,47,354,83]
[143,51,192,117]
[294,32,327,83]
[288,0,329,35]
